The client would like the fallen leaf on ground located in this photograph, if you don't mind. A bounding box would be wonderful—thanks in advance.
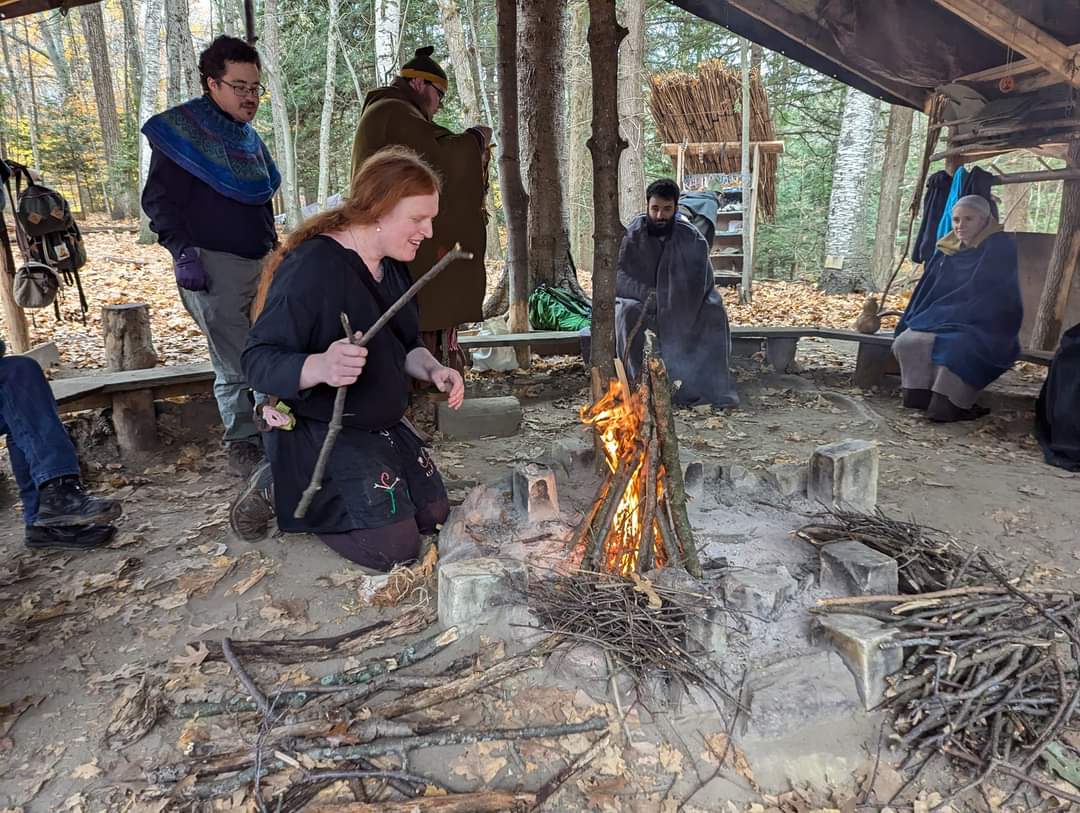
[171,642,210,669]
[229,566,268,595]
[70,761,101,779]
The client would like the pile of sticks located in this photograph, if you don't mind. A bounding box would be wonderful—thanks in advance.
[818,558,1080,808]
[798,507,992,593]
[528,569,735,708]
[576,340,701,578]
[648,59,778,216]
[145,608,608,811]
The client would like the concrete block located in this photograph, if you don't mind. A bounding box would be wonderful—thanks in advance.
[723,464,763,492]
[684,460,722,499]
[438,557,527,630]
[721,565,797,620]
[742,650,862,739]
[549,435,595,474]
[808,439,879,512]
[687,604,727,660]
[765,337,798,372]
[512,463,559,522]
[766,462,807,498]
[813,614,902,709]
[820,540,898,597]
[437,396,522,440]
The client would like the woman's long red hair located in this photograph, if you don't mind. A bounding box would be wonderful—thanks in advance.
[253,146,442,318]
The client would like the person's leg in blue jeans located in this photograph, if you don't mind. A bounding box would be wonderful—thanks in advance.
[0,356,121,548]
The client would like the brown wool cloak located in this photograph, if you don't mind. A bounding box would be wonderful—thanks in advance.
[351,85,487,332]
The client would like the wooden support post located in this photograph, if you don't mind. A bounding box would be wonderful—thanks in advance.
[743,144,761,303]
[0,213,31,354]
[765,336,797,372]
[854,343,895,390]
[102,303,158,371]
[1031,140,1080,350]
[111,389,158,457]
[675,142,686,187]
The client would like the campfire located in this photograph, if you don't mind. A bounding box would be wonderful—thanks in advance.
[575,335,702,578]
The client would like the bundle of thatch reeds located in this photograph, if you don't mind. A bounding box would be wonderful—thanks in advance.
[649,60,777,217]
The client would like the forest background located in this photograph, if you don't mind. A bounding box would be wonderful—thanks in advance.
[0,0,1066,298]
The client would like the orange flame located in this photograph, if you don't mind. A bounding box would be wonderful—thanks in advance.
[581,380,665,575]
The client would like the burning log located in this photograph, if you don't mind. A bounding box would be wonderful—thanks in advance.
[577,331,700,577]
[646,348,701,578]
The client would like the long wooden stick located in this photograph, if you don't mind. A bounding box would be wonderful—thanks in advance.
[295,246,472,518]
[588,449,643,570]
[305,791,538,812]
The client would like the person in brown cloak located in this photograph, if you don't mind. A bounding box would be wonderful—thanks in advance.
[350,47,490,373]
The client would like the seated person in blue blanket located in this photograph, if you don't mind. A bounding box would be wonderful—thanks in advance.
[893,195,1022,423]
[614,178,738,408]
[0,339,122,549]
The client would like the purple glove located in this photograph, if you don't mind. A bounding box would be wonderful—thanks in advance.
[174,249,208,292]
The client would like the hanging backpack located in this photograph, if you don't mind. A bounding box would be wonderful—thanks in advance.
[4,161,89,319]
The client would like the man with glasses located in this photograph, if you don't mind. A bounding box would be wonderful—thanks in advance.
[351,47,490,377]
[141,35,279,477]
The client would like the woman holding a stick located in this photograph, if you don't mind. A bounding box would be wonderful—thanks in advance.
[231,147,465,572]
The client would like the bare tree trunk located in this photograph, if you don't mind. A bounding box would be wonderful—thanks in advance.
[338,31,364,104]
[821,86,881,293]
[317,0,339,206]
[750,42,762,73]
[496,0,529,364]
[617,0,644,224]
[120,0,144,108]
[38,17,71,98]
[520,0,570,289]
[870,104,913,290]
[21,19,39,170]
[462,0,503,262]
[264,0,301,227]
[139,0,164,243]
[0,25,25,127]
[1001,181,1032,232]
[436,0,480,123]
[567,0,593,274]
[164,0,182,107]
[82,5,132,219]
[374,0,401,87]
[587,0,627,381]
[175,0,200,96]
[1031,140,1080,350]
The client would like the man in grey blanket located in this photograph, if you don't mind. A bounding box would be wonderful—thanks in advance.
[615,179,738,408]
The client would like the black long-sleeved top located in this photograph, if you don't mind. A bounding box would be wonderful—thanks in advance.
[242,236,424,430]
[141,101,276,260]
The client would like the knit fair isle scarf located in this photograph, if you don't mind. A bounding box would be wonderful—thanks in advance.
[141,95,281,205]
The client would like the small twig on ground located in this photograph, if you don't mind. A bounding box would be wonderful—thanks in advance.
[221,638,270,717]
[529,732,611,811]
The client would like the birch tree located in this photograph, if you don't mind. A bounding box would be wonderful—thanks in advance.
[870,104,913,289]
[374,0,400,86]
[21,20,40,170]
[138,0,164,243]
[81,4,131,218]
[119,0,144,114]
[316,0,339,206]
[821,86,881,293]
[164,0,181,106]
[436,0,480,123]
[264,0,301,227]
[0,25,25,130]
[617,0,645,224]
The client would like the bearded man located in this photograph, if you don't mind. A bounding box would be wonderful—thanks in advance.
[615,178,738,408]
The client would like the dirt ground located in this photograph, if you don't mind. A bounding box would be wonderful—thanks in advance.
[1,333,1075,811]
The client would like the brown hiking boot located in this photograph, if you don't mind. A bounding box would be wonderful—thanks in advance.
[229,461,275,541]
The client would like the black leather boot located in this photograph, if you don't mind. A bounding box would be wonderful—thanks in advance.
[35,477,122,527]
[26,523,116,550]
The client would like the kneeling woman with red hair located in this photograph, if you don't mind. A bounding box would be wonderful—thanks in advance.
[233,146,464,571]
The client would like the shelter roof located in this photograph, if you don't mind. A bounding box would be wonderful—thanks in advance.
[668,1,1080,110]
[0,0,100,20]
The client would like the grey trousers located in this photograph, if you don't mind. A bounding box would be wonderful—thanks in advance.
[178,247,264,444]
[892,329,980,409]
